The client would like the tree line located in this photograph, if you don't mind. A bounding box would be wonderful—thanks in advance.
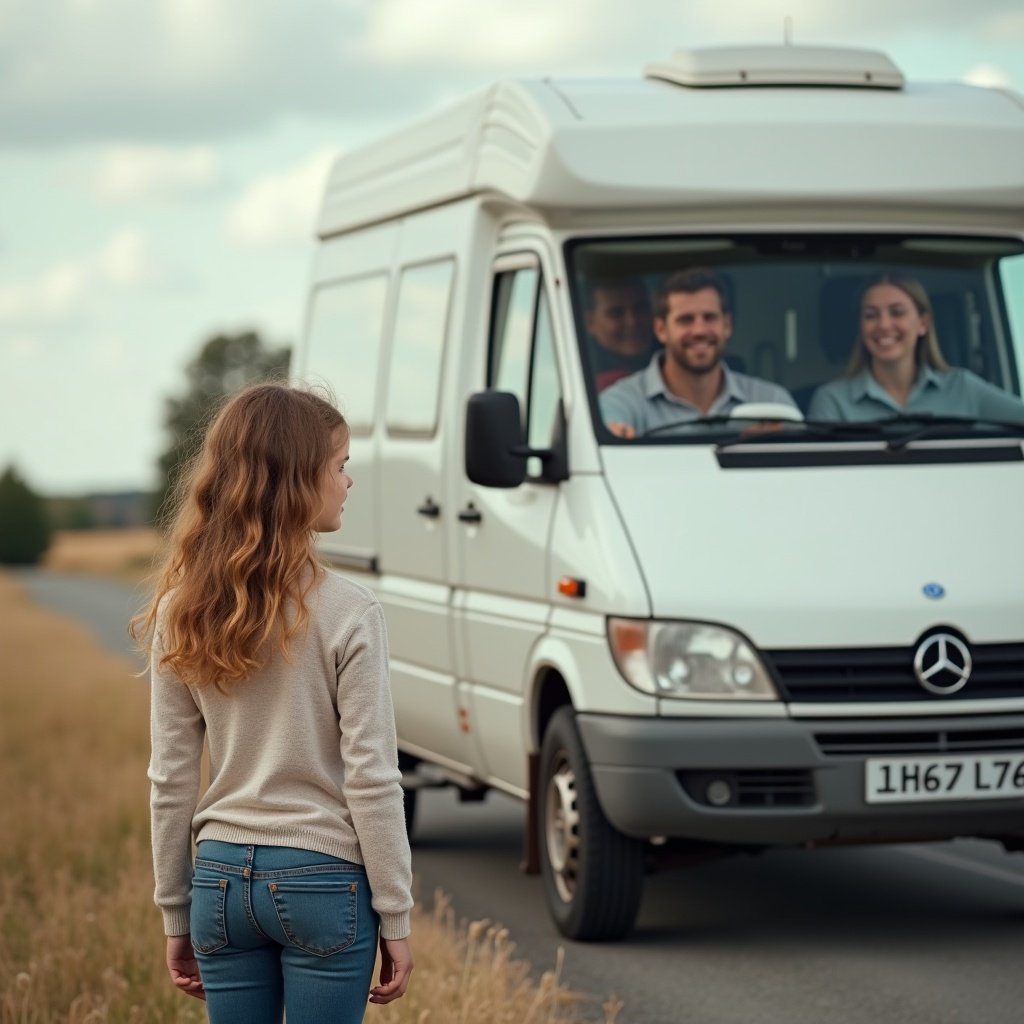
[0,331,289,565]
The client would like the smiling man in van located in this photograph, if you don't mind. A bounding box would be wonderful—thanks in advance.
[600,267,796,438]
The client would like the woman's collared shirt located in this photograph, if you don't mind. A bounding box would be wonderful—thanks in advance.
[808,366,1024,423]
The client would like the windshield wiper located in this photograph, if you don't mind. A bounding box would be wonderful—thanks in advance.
[642,406,811,440]
[712,414,1024,452]
[880,413,1024,452]
[640,414,735,439]
[712,418,892,450]
[641,411,1024,448]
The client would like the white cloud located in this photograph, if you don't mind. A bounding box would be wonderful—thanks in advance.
[358,0,1024,71]
[97,228,153,285]
[360,0,601,66]
[981,10,1024,42]
[94,145,220,200]
[160,0,245,72]
[0,262,88,320]
[227,148,336,247]
[963,63,1014,89]
[682,0,1024,42]
[0,0,365,144]
[2,0,1023,144]
[0,228,157,322]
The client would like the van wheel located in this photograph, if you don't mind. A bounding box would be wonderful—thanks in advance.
[398,752,419,840]
[538,707,644,940]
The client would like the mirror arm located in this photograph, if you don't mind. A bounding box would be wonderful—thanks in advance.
[510,445,554,461]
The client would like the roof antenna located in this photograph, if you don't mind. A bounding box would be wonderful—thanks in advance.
[784,16,793,45]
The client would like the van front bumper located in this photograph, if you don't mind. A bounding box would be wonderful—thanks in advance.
[576,712,1024,846]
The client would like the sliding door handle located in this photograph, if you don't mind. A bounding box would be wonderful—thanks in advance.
[417,497,441,519]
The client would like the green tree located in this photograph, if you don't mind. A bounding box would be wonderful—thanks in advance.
[0,465,53,564]
[44,495,97,531]
[152,331,291,520]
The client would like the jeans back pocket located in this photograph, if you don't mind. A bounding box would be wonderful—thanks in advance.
[190,876,229,953]
[268,878,359,957]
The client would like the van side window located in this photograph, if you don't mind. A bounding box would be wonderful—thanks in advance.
[491,267,539,405]
[385,260,454,435]
[999,251,1024,394]
[305,274,388,434]
[489,265,563,476]
[528,290,561,453]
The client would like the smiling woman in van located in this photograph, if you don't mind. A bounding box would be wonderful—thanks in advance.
[808,274,1024,423]
[131,383,413,1024]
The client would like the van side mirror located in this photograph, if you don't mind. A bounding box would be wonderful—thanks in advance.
[465,391,568,488]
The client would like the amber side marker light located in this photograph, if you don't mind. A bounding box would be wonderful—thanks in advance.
[557,577,587,598]
[608,619,647,656]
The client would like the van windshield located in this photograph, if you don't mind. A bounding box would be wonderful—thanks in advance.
[567,234,1024,444]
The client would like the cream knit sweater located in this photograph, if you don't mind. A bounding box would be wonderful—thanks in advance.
[148,571,413,941]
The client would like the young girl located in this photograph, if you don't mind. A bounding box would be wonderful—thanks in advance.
[132,383,413,1024]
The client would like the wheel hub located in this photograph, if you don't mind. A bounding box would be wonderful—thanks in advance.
[544,753,581,904]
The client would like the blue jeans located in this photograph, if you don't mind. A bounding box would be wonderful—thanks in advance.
[191,841,379,1024]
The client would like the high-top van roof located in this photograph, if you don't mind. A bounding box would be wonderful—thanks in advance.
[317,44,1024,237]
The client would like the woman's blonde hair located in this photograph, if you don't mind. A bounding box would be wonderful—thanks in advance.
[845,274,950,376]
[131,382,346,688]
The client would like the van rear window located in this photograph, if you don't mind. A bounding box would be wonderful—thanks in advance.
[303,274,389,434]
[567,234,1024,443]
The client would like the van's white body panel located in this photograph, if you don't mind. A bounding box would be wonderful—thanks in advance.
[600,445,1024,645]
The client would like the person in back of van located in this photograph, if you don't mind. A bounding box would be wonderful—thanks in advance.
[599,267,796,437]
[584,276,658,391]
[133,383,413,1024]
[808,274,1024,422]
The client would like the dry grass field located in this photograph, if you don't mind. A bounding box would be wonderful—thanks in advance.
[1,538,618,1023]
[0,569,186,1023]
[43,528,164,583]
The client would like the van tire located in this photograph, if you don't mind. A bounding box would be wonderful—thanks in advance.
[538,707,644,940]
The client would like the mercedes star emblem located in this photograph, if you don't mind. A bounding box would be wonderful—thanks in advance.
[913,633,972,695]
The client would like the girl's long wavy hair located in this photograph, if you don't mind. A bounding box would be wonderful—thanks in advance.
[131,383,346,688]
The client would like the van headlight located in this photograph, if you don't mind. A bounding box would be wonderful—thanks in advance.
[608,619,778,700]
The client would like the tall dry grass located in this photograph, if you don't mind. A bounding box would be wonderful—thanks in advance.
[0,569,617,1023]
[0,570,185,1024]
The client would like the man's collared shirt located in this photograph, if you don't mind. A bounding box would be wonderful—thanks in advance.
[808,366,1024,423]
[599,353,797,436]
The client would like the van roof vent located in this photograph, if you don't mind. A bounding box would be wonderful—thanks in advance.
[645,44,905,90]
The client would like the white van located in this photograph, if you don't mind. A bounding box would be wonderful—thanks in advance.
[296,44,1024,940]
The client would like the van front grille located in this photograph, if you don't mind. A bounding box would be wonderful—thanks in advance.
[762,643,1024,703]
[815,726,1024,757]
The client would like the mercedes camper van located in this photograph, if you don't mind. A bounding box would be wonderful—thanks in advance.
[296,45,1024,939]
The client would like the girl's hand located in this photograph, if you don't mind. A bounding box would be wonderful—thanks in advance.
[166,934,206,1001]
[369,936,413,1004]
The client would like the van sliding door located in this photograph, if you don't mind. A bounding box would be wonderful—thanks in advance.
[377,254,473,771]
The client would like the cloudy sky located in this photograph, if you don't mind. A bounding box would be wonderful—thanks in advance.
[2,0,1023,495]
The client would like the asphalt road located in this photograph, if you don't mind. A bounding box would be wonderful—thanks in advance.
[15,568,150,667]
[19,570,1024,1024]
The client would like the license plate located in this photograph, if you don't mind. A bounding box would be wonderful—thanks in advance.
[865,753,1024,804]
